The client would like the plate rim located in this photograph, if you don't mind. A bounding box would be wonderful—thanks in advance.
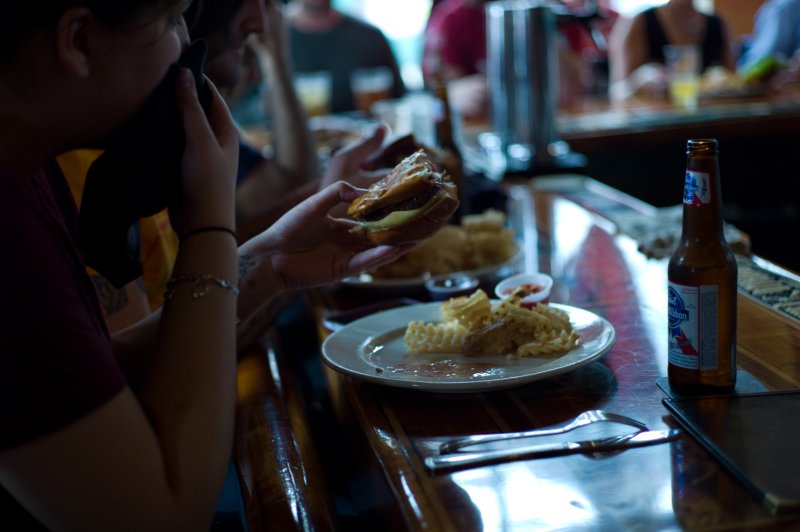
[339,247,524,289]
[321,301,616,392]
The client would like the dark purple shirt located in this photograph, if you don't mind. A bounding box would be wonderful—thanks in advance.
[0,162,126,451]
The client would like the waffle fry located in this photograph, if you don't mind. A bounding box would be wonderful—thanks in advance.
[405,288,580,358]
[441,289,492,329]
[368,209,518,279]
[405,321,468,353]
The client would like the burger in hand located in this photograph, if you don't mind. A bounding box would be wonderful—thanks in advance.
[348,149,459,245]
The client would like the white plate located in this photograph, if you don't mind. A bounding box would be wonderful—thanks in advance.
[339,249,523,290]
[321,302,616,392]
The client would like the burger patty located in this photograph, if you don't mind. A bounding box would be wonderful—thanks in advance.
[360,186,440,222]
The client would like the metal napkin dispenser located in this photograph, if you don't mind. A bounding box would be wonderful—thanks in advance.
[484,0,582,176]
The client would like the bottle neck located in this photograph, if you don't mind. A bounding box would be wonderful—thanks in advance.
[432,79,457,149]
[681,153,724,239]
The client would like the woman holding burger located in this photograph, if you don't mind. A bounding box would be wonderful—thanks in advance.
[0,0,409,528]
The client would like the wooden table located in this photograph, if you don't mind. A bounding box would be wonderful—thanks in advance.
[233,175,800,530]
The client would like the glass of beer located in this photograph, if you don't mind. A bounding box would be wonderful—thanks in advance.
[350,67,393,116]
[664,44,701,112]
[294,70,333,117]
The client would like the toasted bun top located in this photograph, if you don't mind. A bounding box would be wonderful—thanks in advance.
[348,149,444,220]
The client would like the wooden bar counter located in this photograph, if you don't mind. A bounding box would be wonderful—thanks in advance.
[234,176,800,530]
[464,87,800,272]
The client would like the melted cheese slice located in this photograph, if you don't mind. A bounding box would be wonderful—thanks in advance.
[351,189,445,234]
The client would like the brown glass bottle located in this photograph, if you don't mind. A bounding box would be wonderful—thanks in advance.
[667,139,737,395]
[430,71,463,203]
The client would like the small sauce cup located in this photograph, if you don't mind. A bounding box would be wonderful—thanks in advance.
[494,272,553,308]
[425,274,480,301]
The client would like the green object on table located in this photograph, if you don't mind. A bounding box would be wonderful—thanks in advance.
[741,54,785,83]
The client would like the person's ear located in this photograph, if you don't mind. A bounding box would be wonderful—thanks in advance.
[55,7,95,78]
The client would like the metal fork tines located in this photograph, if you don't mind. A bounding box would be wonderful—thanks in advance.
[438,410,648,455]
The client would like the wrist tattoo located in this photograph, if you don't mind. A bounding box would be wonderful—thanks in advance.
[238,254,258,290]
[91,275,131,317]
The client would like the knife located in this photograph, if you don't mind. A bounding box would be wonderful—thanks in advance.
[424,429,681,473]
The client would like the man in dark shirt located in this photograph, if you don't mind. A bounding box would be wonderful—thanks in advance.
[287,0,406,113]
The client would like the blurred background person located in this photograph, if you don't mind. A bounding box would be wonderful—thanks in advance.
[737,0,800,85]
[422,0,613,121]
[608,0,735,100]
[57,0,320,330]
[189,0,318,224]
[287,0,406,114]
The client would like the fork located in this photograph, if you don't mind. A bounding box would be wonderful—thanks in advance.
[438,410,648,454]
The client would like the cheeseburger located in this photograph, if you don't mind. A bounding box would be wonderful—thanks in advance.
[348,149,459,245]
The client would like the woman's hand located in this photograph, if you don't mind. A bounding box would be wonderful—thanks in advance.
[240,180,411,294]
[174,69,240,234]
[319,124,388,190]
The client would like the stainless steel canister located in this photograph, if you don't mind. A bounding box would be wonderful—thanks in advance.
[486,0,559,169]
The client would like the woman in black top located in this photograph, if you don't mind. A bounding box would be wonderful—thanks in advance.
[608,0,735,100]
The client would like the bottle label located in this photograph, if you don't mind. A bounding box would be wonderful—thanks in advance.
[683,171,710,206]
[668,283,719,370]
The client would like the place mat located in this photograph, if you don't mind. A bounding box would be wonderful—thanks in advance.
[607,205,749,259]
[736,256,800,323]
[663,390,800,514]
[656,370,768,400]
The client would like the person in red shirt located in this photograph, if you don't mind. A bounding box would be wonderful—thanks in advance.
[0,0,408,529]
[422,0,617,120]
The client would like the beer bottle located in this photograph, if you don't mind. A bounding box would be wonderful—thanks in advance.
[429,70,464,204]
[667,139,738,394]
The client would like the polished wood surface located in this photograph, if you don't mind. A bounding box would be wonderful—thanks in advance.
[231,101,800,530]
[306,179,800,530]
[235,329,338,531]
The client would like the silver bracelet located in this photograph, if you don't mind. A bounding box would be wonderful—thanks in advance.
[165,274,240,301]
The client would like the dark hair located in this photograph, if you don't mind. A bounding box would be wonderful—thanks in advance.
[0,0,182,66]
[184,0,243,41]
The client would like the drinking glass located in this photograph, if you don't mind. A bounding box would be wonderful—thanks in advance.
[294,70,333,117]
[664,44,701,111]
[350,67,394,116]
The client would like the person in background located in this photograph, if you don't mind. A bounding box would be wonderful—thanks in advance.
[737,0,800,83]
[608,0,735,100]
[421,0,494,121]
[559,0,619,97]
[0,0,409,529]
[58,0,356,331]
[422,0,606,121]
[187,0,318,224]
[286,0,406,114]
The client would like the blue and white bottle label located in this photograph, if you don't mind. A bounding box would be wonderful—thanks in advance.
[683,171,710,206]
[668,283,719,370]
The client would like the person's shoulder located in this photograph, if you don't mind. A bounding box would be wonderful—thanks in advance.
[636,6,656,20]
[429,0,463,19]
[338,13,390,41]
[339,13,379,32]
[773,0,800,14]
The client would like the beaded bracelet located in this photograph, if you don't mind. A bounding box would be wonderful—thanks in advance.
[181,226,237,243]
[164,274,240,301]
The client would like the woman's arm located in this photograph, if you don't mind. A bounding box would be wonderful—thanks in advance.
[1,71,240,531]
[234,179,412,348]
[236,2,319,223]
[609,13,667,100]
